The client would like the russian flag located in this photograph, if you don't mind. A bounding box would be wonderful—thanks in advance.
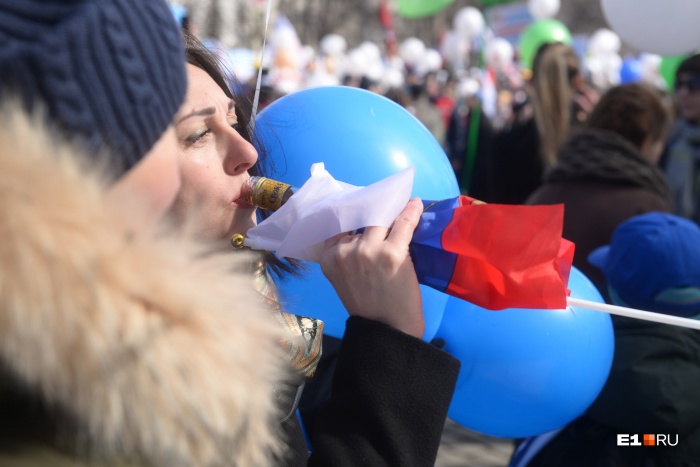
[410,196,575,310]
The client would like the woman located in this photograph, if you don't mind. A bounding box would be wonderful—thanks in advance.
[170,31,460,466]
[526,83,672,293]
[491,43,596,204]
[0,0,293,465]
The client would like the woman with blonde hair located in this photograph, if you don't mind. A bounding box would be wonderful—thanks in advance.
[491,42,596,204]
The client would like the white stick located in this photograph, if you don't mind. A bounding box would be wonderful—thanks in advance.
[567,297,700,331]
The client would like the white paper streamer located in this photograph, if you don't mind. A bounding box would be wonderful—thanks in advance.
[245,163,414,262]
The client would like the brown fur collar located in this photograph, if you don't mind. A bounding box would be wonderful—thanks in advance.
[0,106,291,466]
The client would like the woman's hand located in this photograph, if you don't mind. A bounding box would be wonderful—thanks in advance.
[319,198,425,338]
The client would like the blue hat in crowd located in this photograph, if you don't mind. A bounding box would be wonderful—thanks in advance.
[589,212,700,318]
[0,0,187,177]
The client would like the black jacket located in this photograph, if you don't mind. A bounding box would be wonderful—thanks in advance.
[527,128,672,293]
[286,317,460,466]
[524,316,700,467]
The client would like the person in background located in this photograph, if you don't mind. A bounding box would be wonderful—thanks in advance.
[405,73,446,148]
[0,0,296,465]
[526,83,672,294]
[491,43,596,204]
[664,53,700,225]
[445,93,495,200]
[512,212,700,466]
[171,30,461,467]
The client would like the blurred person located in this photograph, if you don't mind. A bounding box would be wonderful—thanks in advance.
[526,83,672,293]
[405,77,446,148]
[171,30,461,467]
[0,0,294,466]
[491,43,597,204]
[512,212,700,467]
[445,94,496,200]
[664,53,700,224]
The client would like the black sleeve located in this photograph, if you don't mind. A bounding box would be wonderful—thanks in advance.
[306,316,460,467]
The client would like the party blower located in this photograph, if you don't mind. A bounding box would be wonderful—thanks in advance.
[232,162,574,311]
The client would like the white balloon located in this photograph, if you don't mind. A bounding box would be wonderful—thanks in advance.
[320,34,347,56]
[453,7,485,41]
[382,68,405,89]
[587,29,621,56]
[358,41,382,63]
[300,45,316,68]
[346,48,369,77]
[528,0,560,20]
[457,78,480,98]
[440,30,469,66]
[365,61,385,82]
[601,53,623,86]
[388,55,405,71]
[485,38,514,70]
[419,49,443,74]
[400,37,426,65]
[602,0,700,55]
[639,53,666,89]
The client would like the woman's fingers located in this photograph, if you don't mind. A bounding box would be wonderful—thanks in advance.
[356,197,423,246]
[386,197,423,247]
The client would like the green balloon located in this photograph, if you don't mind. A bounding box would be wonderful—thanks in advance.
[518,19,572,71]
[396,0,454,18]
[660,54,694,91]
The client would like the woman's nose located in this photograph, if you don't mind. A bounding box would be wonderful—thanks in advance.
[223,127,258,175]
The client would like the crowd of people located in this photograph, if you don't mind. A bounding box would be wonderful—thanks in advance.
[1,0,700,466]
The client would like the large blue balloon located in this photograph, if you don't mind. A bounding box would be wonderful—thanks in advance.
[436,267,614,438]
[254,86,459,339]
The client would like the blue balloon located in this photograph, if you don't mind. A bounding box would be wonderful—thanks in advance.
[620,57,643,84]
[278,266,447,340]
[254,86,459,339]
[253,86,459,197]
[436,267,614,438]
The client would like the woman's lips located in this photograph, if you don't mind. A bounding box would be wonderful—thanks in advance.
[231,196,255,209]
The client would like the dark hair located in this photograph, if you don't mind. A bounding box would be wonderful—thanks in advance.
[182,29,302,278]
[585,83,670,150]
[676,53,700,80]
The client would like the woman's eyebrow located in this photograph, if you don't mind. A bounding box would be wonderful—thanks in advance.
[178,100,235,124]
[177,107,215,124]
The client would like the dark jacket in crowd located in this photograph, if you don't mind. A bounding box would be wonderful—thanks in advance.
[490,117,544,205]
[286,319,460,466]
[445,102,495,201]
[526,128,672,293]
[524,316,700,467]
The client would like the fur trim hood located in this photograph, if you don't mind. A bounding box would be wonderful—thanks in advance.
[0,106,291,466]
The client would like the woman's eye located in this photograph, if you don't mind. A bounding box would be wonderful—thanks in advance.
[231,122,246,135]
[186,129,211,144]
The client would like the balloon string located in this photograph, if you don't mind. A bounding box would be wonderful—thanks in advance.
[567,297,700,330]
[251,0,273,130]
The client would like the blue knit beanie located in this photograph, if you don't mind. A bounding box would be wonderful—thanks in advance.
[0,0,187,176]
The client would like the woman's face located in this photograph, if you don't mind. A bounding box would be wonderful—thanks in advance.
[171,64,258,240]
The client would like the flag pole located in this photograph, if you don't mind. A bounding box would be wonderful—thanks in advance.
[567,297,700,331]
